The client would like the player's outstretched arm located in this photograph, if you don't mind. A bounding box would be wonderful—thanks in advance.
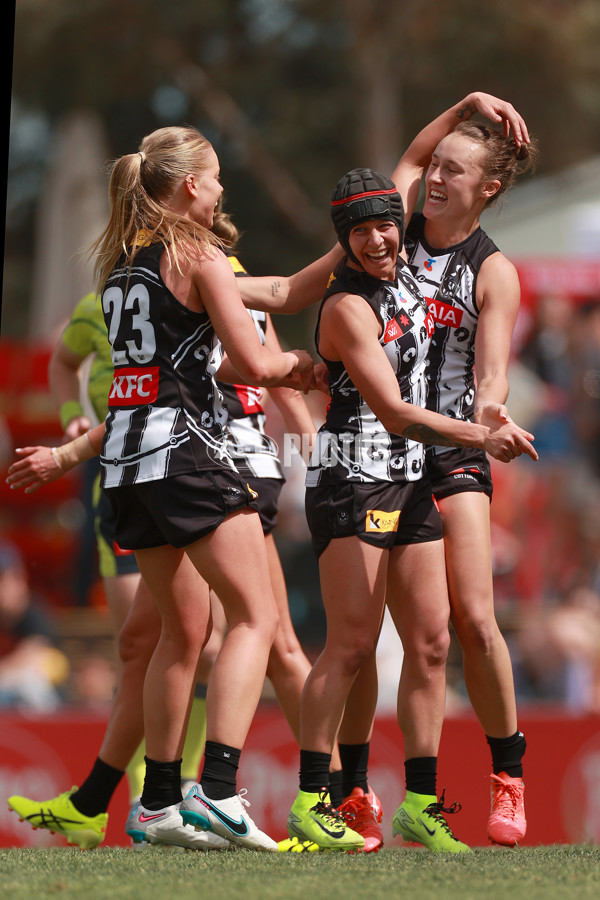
[6,424,105,494]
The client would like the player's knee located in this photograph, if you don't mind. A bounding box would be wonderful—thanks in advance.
[405,625,450,670]
[426,628,450,669]
[334,634,377,676]
[118,617,157,668]
[454,611,499,656]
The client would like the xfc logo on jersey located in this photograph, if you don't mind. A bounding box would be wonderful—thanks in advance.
[426,298,464,328]
[108,367,160,406]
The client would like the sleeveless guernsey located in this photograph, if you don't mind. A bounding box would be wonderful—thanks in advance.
[219,254,283,480]
[306,257,434,486]
[100,242,233,487]
[404,214,499,455]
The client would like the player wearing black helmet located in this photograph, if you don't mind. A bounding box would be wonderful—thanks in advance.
[330,168,405,264]
[285,96,537,854]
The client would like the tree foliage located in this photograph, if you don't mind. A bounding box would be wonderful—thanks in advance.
[8,0,600,340]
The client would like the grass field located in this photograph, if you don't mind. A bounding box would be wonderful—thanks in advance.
[2,845,599,900]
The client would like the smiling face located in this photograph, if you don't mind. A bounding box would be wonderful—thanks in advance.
[423,132,500,228]
[347,218,400,280]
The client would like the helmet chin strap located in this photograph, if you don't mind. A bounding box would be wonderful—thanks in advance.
[342,241,361,267]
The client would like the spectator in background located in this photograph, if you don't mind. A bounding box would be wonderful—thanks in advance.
[0,540,68,710]
[511,585,600,713]
[571,301,600,479]
[501,297,600,608]
[519,292,576,461]
[520,293,573,389]
[0,415,12,469]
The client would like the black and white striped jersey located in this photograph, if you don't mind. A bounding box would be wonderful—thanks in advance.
[306,257,434,486]
[404,213,499,456]
[219,255,284,480]
[100,242,233,488]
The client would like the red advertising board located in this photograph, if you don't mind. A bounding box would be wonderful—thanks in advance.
[1,707,599,849]
[515,259,600,308]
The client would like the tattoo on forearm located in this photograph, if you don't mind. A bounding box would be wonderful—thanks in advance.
[456,104,475,120]
[404,423,464,448]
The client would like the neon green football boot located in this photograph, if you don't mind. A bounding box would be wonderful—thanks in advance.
[392,789,471,853]
[8,786,108,849]
[277,836,321,852]
[287,789,364,851]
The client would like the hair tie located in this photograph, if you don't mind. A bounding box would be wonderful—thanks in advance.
[138,151,146,164]
[515,142,529,161]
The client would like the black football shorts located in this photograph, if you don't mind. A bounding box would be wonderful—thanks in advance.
[305,476,442,558]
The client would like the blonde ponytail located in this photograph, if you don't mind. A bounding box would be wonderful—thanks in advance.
[90,126,222,291]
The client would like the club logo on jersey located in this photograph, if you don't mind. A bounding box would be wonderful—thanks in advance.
[108,366,160,406]
[383,310,413,343]
[234,385,264,415]
[426,298,464,328]
[365,508,401,533]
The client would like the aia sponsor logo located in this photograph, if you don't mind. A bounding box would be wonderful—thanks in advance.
[426,298,464,328]
[108,367,159,406]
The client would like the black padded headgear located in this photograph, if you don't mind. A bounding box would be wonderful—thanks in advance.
[331,168,405,264]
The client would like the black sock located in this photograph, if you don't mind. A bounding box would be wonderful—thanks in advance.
[486,730,526,778]
[200,740,241,800]
[70,757,124,817]
[299,750,331,794]
[405,757,437,797]
[140,757,182,811]
[328,769,344,807]
[339,742,370,797]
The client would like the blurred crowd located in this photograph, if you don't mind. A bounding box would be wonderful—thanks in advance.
[0,292,599,715]
[0,533,118,712]
[487,295,600,713]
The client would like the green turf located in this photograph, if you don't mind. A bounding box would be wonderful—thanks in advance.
[1,846,599,900]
